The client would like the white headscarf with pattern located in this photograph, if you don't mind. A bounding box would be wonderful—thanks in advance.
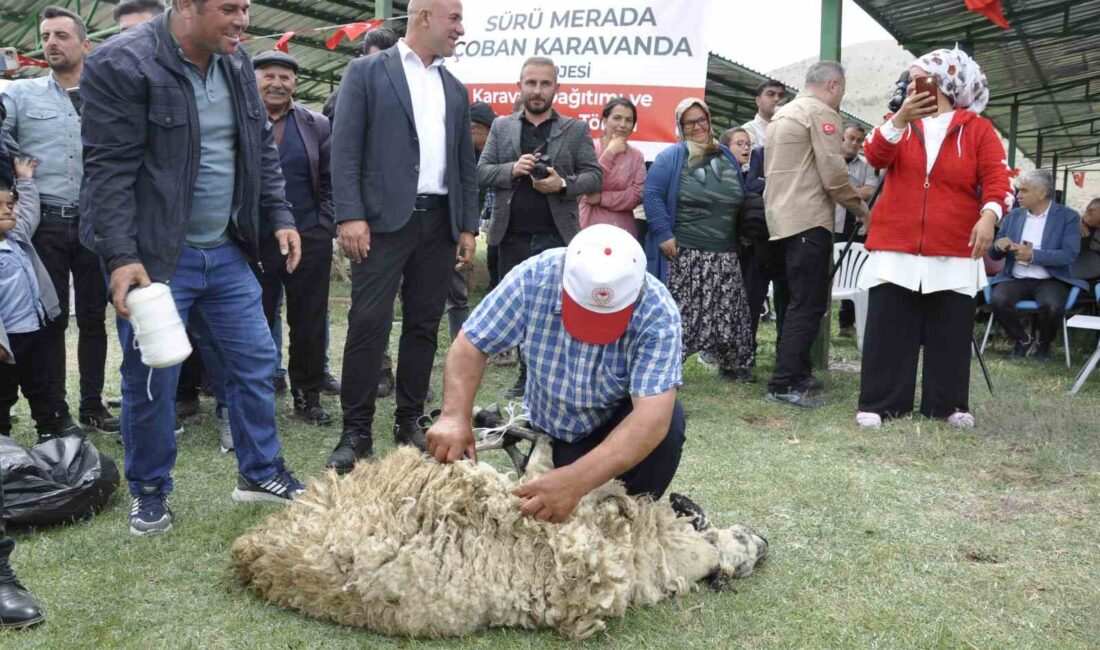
[912,47,990,114]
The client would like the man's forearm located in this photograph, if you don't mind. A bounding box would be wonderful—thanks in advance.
[440,332,490,419]
[560,391,676,493]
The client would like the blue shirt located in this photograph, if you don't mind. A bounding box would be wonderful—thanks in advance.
[277,112,319,231]
[177,46,237,249]
[463,249,682,442]
[0,235,44,334]
[0,75,83,206]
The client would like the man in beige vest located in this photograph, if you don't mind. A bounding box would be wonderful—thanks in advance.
[763,61,868,408]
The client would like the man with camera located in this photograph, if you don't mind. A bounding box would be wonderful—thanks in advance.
[477,56,602,398]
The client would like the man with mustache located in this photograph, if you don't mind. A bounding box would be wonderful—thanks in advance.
[1,6,118,439]
[327,0,480,471]
[78,0,306,535]
[252,50,334,427]
[477,56,602,398]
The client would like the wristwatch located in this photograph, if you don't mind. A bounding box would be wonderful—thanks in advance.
[558,177,568,195]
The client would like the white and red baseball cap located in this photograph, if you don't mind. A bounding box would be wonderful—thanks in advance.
[562,224,646,344]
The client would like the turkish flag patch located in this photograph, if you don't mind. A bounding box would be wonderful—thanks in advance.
[822,123,836,135]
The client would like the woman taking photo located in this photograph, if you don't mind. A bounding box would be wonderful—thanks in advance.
[643,98,755,381]
[856,48,1011,429]
[579,98,646,236]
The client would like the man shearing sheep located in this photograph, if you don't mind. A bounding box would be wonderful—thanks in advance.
[426,224,686,523]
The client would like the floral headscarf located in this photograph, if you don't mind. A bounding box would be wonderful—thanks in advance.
[673,97,719,168]
[913,47,990,114]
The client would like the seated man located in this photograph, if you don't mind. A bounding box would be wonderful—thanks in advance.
[426,224,685,523]
[1071,197,1100,288]
[989,170,1087,361]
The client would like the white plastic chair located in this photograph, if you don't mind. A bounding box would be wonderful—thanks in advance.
[832,243,871,351]
[980,284,1081,368]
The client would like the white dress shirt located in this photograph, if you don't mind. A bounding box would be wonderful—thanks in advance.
[860,113,1002,296]
[1013,204,1051,280]
[397,39,448,195]
[741,114,769,149]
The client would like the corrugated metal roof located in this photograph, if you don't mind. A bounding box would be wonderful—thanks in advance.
[853,0,1100,164]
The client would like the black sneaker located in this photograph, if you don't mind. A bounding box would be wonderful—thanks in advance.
[795,375,824,393]
[273,376,288,397]
[321,373,341,396]
[80,406,120,433]
[393,418,428,451]
[232,463,305,503]
[376,368,395,399]
[0,540,45,629]
[720,368,757,383]
[326,430,374,474]
[1012,336,1034,358]
[766,388,825,409]
[1034,341,1052,362]
[175,396,201,420]
[129,485,173,536]
[37,415,82,442]
[291,390,332,426]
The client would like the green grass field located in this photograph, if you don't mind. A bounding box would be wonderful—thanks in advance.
[3,269,1098,649]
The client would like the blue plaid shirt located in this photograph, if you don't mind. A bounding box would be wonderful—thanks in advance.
[463,249,682,442]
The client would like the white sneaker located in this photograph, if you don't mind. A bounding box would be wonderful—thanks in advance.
[856,412,881,429]
[947,412,975,429]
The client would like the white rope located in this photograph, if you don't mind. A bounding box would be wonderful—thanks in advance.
[474,401,531,448]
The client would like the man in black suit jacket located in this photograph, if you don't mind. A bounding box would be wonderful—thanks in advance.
[328,0,478,472]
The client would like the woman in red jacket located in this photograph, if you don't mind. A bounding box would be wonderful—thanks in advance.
[856,48,1010,430]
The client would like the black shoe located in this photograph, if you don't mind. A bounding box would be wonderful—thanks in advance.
[273,376,288,397]
[393,418,428,451]
[326,430,374,474]
[321,373,341,396]
[79,406,121,433]
[794,375,824,394]
[175,396,201,420]
[0,540,45,629]
[376,368,395,400]
[720,368,757,383]
[231,460,306,503]
[291,389,332,426]
[37,415,82,442]
[1034,341,1052,362]
[766,388,824,409]
[1012,336,1034,358]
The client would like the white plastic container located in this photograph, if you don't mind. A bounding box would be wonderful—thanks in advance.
[125,283,192,368]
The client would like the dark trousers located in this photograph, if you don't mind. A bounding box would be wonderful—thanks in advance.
[739,244,771,359]
[768,227,833,392]
[447,267,470,341]
[552,399,686,499]
[177,331,206,401]
[342,206,454,432]
[257,226,333,397]
[859,283,974,419]
[32,212,108,413]
[990,278,1071,344]
[0,329,65,433]
[487,244,500,291]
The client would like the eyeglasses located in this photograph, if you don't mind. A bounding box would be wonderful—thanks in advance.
[731,140,752,149]
[682,116,710,131]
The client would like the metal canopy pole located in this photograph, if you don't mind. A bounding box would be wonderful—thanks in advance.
[1036,135,1044,167]
[1050,153,1059,200]
[376,0,393,19]
[1008,102,1020,169]
[1063,166,1071,202]
[820,0,843,62]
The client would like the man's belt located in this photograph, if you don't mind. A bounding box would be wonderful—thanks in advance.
[41,203,80,219]
[413,194,448,212]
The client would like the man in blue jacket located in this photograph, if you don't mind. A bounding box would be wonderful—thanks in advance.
[989,169,1086,361]
[79,0,306,536]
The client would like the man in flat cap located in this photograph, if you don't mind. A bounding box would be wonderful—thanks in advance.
[252,50,336,427]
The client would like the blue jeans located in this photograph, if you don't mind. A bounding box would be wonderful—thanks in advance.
[116,244,283,496]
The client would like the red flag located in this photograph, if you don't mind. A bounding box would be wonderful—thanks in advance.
[273,31,296,54]
[17,53,48,69]
[325,19,384,50]
[1073,172,1086,189]
[964,0,1011,29]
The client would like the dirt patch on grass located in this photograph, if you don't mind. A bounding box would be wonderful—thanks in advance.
[739,413,791,431]
[959,546,1002,564]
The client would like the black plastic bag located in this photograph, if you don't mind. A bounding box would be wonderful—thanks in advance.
[1,434,119,527]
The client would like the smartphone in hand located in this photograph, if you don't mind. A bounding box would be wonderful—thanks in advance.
[913,76,937,98]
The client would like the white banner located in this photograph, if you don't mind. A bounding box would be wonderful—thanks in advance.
[446,0,708,159]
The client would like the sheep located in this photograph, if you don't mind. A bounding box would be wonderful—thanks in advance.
[231,436,768,641]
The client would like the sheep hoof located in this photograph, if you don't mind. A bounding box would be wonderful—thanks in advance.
[705,570,735,592]
[669,493,711,531]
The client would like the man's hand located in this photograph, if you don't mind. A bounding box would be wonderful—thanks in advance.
[425,414,477,464]
[969,210,997,260]
[891,91,937,129]
[337,220,371,263]
[994,237,1014,252]
[13,157,36,180]
[1012,241,1034,263]
[533,167,565,195]
[0,347,7,362]
[512,154,538,179]
[658,237,678,260]
[1081,221,1092,238]
[456,231,477,271]
[513,466,587,523]
[582,192,602,206]
[109,262,152,319]
[275,228,301,273]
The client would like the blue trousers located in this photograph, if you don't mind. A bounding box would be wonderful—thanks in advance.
[116,244,283,495]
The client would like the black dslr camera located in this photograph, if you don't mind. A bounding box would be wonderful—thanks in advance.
[530,141,551,180]
[888,69,910,113]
